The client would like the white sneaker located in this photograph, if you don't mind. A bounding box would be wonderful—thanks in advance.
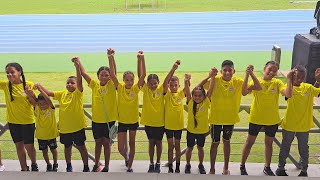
[0,164,5,171]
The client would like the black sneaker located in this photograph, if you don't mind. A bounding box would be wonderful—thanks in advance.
[148,164,155,173]
[198,164,206,174]
[31,163,39,172]
[275,168,288,176]
[185,164,191,174]
[263,167,275,176]
[240,165,248,175]
[154,163,161,173]
[101,167,109,172]
[92,165,99,172]
[168,168,174,173]
[66,164,73,172]
[175,168,180,173]
[83,165,90,172]
[298,171,308,177]
[127,168,133,173]
[52,164,58,172]
[46,164,53,172]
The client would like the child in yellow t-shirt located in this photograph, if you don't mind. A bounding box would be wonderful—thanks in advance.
[240,61,293,176]
[163,60,186,173]
[25,83,59,172]
[41,57,89,172]
[107,49,145,172]
[139,51,166,173]
[78,51,118,172]
[0,62,38,171]
[199,60,261,175]
[184,69,215,174]
[276,66,320,177]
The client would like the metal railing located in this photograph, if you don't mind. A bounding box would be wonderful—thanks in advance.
[1,103,320,168]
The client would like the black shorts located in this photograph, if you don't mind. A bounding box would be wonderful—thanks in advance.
[38,138,57,151]
[145,126,165,141]
[249,123,278,137]
[210,125,234,142]
[118,122,139,132]
[60,129,86,148]
[186,131,206,148]
[8,123,35,144]
[92,121,115,139]
[165,129,182,139]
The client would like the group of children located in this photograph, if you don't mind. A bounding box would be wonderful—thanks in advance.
[0,49,320,177]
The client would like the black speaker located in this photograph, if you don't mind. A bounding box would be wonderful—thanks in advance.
[292,34,320,84]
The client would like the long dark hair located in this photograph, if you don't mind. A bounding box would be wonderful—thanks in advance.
[6,63,26,101]
[191,86,206,128]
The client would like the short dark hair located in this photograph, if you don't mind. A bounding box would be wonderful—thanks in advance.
[97,66,110,76]
[147,74,159,83]
[265,60,279,69]
[294,65,306,74]
[170,76,179,82]
[221,60,234,68]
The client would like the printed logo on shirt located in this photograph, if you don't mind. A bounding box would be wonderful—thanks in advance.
[304,92,309,96]
[21,91,26,96]
[156,92,160,97]
[177,98,181,102]
[100,88,107,95]
[199,106,204,112]
[130,93,135,98]
[229,86,235,92]
[66,94,72,101]
[45,111,51,118]
[270,88,276,94]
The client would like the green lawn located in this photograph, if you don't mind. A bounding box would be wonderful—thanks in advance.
[1,72,320,165]
[0,51,293,73]
[0,0,315,14]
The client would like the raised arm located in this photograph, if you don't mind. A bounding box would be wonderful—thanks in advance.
[185,74,191,103]
[242,65,262,96]
[107,48,119,88]
[206,67,218,99]
[72,57,83,92]
[163,60,180,94]
[78,58,91,85]
[24,85,37,107]
[137,51,146,87]
[35,83,55,109]
[36,83,54,97]
[282,70,294,98]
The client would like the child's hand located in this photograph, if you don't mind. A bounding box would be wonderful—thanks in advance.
[173,60,181,70]
[185,74,191,81]
[137,50,144,59]
[34,83,40,90]
[71,56,80,67]
[209,67,218,77]
[246,65,254,75]
[25,85,33,95]
[315,68,320,82]
[107,48,115,57]
[286,70,295,82]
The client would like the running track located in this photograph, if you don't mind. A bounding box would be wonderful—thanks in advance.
[0,10,315,53]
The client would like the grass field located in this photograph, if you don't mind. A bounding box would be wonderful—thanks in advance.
[1,72,320,165]
[0,51,293,73]
[0,0,315,14]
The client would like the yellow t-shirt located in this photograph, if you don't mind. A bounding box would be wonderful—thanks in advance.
[164,90,185,130]
[140,84,164,127]
[88,79,118,123]
[187,97,210,134]
[248,78,285,125]
[117,82,140,124]
[0,80,35,124]
[53,89,86,134]
[281,83,320,132]
[205,76,243,125]
[35,106,59,140]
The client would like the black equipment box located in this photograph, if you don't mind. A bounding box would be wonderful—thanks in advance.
[292,34,320,84]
